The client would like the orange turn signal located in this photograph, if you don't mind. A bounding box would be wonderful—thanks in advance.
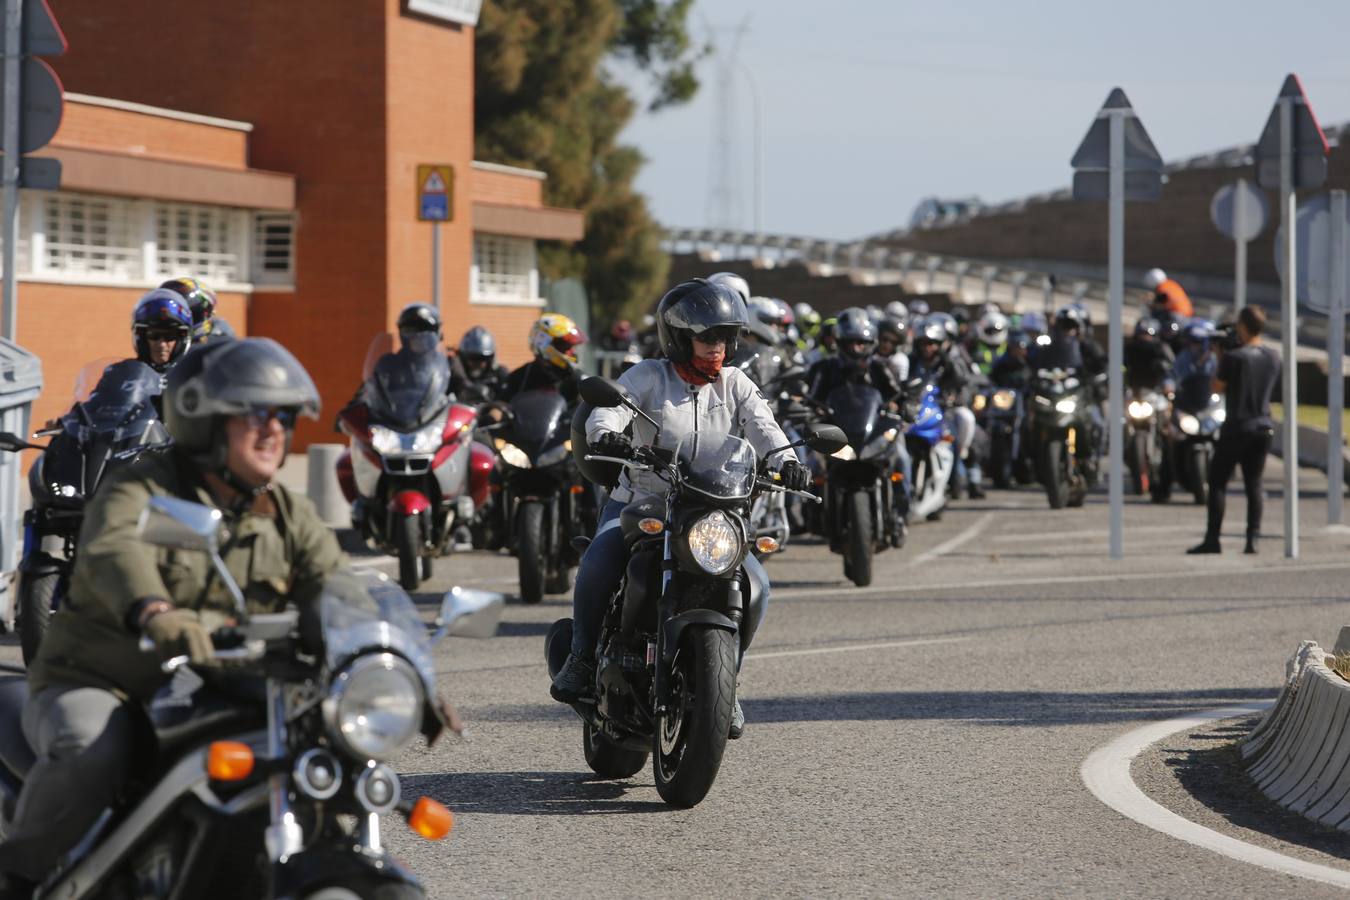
[569,484,586,495]
[638,517,664,534]
[890,472,904,483]
[408,796,454,840]
[207,741,255,781]
[755,536,780,554]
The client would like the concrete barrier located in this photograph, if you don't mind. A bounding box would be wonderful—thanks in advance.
[1242,640,1350,829]
[306,443,350,528]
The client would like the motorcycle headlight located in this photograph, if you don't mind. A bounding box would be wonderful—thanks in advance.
[992,390,1016,411]
[1054,397,1078,414]
[494,439,531,469]
[370,425,402,456]
[322,653,424,761]
[831,444,857,461]
[410,421,444,454]
[536,439,572,468]
[1213,406,1226,425]
[972,394,987,413]
[1177,413,1200,436]
[685,511,741,574]
[861,428,899,460]
[1127,400,1153,419]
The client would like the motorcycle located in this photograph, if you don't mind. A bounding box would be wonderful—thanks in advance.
[1125,385,1171,502]
[485,388,597,604]
[1169,373,1226,505]
[905,381,955,523]
[972,384,1022,489]
[0,358,170,664]
[1029,367,1094,509]
[336,336,490,592]
[0,495,504,899]
[545,376,844,807]
[817,382,908,587]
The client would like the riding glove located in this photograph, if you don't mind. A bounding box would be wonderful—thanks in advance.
[778,459,811,492]
[144,607,216,665]
[593,431,634,459]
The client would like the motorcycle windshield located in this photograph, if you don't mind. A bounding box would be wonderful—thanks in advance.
[320,569,437,694]
[366,347,451,430]
[72,360,164,440]
[508,389,568,456]
[674,431,757,501]
[1035,339,1083,373]
[826,382,882,449]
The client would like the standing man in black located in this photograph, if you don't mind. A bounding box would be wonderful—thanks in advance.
[1188,305,1280,555]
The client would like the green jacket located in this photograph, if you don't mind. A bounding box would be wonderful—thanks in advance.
[29,448,344,700]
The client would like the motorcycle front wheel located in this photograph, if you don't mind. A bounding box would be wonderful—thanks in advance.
[517,501,546,604]
[395,515,421,592]
[844,490,873,587]
[1041,440,1068,509]
[1191,444,1210,506]
[653,628,736,808]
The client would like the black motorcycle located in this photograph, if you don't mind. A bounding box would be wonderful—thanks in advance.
[486,388,597,604]
[1029,366,1095,509]
[545,377,843,807]
[1125,385,1171,502]
[973,384,1024,489]
[1169,372,1225,505]
[0,359,169,664]
[815,382,906,587]
[0,496,503,899]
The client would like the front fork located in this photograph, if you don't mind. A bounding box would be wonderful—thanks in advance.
[264,680,302,863]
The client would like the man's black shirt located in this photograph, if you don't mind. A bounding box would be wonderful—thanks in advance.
[807,356,902,404]
[1218,343,1280,438]
[501,360,580,405]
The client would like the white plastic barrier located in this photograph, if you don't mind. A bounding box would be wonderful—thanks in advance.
[306,443,350,528]
[1242,639,1350,829]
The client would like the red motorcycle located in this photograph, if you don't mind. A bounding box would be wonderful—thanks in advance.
[336,335,493,590]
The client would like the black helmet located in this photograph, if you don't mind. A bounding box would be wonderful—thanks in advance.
[913,317,947,345]
[1134,316,1160,339]
[877,315,907,343]
[835,307,878,360]
[132,289,193,371]
[1007,329,1031,351]
[459,325,496,362]
[159,276,218,336]
[397,303,442,353]
[656,279,747,363]
[165,338,320,456]
[1055,305,1086,334]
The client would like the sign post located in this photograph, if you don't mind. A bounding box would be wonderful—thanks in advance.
[416,164,454,315]
[1071,87,1163,560]
[1210,179,1269,311]
[1330,190,1346,525]
[1256,73,1329,558]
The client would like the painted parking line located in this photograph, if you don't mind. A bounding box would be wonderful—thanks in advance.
[1081,701,1350,889]
[748,636,970,661]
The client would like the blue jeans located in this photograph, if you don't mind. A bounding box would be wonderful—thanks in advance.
[569,498,770,663]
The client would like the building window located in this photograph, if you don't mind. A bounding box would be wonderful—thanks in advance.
[252,213,296,285]
[154,202,245,285]
[40,193,140,281]
[472,233,539,305]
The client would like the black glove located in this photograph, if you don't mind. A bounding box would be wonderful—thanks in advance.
[593,431,634,459]
[777,459,811,492]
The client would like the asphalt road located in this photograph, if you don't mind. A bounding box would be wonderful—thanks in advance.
[6,458,1350,896]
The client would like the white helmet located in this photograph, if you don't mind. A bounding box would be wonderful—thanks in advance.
[707,271,750,304]
[1143,268,1167,290]
[976,311,1009,346]
[885,300,909,320]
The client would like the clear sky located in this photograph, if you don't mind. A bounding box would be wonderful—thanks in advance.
[616,0,1350,241]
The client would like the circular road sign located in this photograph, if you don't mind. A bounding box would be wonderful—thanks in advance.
[0,58,64,155]
[1274,193,1350,315]
[1211,180,1269,243]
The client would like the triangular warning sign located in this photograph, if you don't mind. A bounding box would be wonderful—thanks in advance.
[423,169,447,193]
[1254,73,1329,190]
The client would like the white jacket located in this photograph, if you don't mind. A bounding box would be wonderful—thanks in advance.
[588,359,792,503]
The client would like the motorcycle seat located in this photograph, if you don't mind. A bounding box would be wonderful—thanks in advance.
[619,495,664,545]
[149,680,264,757]
[0,677,34,780]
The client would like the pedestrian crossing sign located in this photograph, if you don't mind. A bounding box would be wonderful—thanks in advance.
[417,164,454,222]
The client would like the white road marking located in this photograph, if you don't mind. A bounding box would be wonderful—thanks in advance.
[1081,701,1350,889]
[772,560,1350,602]
[991,523,1197,544]
[748,636,970,660]
[911,512,995,565]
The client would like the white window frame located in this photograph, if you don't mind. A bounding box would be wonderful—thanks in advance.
[470,232,543,307]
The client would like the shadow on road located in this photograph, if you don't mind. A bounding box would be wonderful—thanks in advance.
[403,771,667,815]
[739,686,1281,727]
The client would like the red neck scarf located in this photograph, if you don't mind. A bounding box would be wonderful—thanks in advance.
[674,356,723,385]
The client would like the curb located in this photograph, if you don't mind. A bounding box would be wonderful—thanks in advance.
[1242,640,1350,829]
[1269,420,1350,486]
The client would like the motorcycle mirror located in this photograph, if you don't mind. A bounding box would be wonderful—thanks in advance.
[803,423,848,454]
[0,431,37,452]
[137,497,223,553]
[432,586,504,642]
[578,376,626,409]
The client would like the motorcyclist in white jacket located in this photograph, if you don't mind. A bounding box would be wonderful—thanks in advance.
[551,279,811,739]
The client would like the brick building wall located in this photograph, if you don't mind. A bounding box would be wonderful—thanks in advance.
[53,99,248,169]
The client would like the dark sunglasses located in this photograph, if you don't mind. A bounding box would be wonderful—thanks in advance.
[144,330,183,342]
[242,407,300,430]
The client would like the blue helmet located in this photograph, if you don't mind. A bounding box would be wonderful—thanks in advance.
[1183,318,1214,346]
[132,289,193,370]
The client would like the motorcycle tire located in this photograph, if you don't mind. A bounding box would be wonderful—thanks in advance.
[302,879,426,900]
[1041,441,1068,510]
[584,723,648,779]
[1191,445,1210,506]
[991,434,1013,489]
[421,555,433,582]
[1130,432,1150,496]
[844,490,873,587]
[653,627,736,808]
[18,566,59,666]
[517,501,546,605]
[545,566,573,596]
[395,516,421,592]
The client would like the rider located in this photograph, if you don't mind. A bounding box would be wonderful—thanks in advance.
[1144,267,1194,318]
[1172,319,1218,388]
[449,325,509,403]
[395,302,443,354]
[970,310,1009,376]
[924,313,984,500]
[132,288,194,374]
[0,339,342,891]
[160,277,233,344]
[875,315,910,385]
[1124,317,1176,392]
[990,330,1033,391]
[500,314,586,404]
[550,279,810,740]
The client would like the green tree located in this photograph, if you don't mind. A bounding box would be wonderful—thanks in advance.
[475,0,702,322]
